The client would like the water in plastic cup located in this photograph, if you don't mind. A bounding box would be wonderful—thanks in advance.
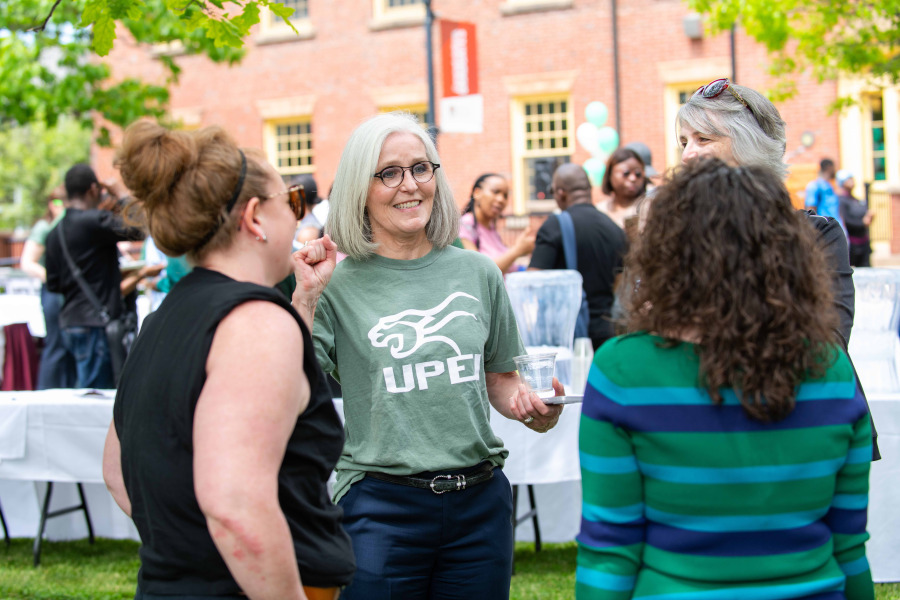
[514,353,557,399]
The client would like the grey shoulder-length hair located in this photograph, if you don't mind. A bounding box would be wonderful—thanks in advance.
[326,112,458,260]
[677,83,788,178]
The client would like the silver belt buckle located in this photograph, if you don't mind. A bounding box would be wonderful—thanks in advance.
[430,474,466,494]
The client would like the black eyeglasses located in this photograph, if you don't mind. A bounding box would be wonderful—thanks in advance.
[373,161,440,188]
[694,78,762,129]
[264,184,306,220]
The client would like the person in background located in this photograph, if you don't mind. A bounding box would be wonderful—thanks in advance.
[44,165,145,389]
[837,170,875,267]
[293,173,328,247]
[678,77,878,459]
[459,173,535,273]
[805,158,845,230]
[295,112,563,599]
[597,147,647,233]
[577,158,873,600]
[19,186,76,389]
[623,141,661,189]
[103,120,354,599]
[529,163,627,351]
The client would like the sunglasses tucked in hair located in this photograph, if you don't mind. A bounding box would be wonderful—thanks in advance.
[264,184,307,220]
[694,78,763,131]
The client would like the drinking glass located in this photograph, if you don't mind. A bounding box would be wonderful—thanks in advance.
[513,353,557,399]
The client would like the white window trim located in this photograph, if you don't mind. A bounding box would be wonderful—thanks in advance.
[663,82,707,171]
[500,0,573,17]
[170,107,203,130]
[256,6,316,45]
[838,77,900,195]
[370,0,425,31]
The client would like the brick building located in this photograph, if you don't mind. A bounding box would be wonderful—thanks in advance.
[92,0,895,250]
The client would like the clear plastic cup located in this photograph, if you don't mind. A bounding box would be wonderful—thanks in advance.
[514,353,557,399]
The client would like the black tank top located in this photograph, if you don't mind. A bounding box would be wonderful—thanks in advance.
[113,268,354,594]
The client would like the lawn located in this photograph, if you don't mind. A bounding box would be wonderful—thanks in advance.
[0,539,897,599]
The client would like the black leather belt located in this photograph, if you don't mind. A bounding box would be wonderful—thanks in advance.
[366,462,494,494]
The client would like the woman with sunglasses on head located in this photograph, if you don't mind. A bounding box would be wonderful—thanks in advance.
[677,78,879,460]
[459,173,535,273]
[597,147,647,234]
[290,112,563,600]
[102,120,354,600]
[577,159,873,600]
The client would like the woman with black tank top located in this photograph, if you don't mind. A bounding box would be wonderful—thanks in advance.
[102,120,354,600]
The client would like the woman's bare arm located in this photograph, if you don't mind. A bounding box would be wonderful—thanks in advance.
[194,300,311,600]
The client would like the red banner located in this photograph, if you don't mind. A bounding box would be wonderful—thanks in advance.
[440,20,478,98]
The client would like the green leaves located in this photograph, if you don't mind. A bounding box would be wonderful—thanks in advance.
[92,13,117,56]
[81,0,273,56]
[0,1,308,227]
[688,0,900,106]
[0,118,92,230]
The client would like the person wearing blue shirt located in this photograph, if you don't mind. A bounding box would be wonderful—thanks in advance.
[805,158,845,233]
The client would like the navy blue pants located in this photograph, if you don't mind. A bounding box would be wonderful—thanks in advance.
[338,466,513,600]
[36,286,76,390]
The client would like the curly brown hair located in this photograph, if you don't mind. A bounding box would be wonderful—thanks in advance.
[624,158,839,422]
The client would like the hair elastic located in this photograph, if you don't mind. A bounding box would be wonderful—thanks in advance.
[195,149,247,250]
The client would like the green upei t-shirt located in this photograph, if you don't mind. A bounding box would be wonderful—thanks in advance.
[314,245,526,502]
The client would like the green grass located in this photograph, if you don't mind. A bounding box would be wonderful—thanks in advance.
[0,539,897,599]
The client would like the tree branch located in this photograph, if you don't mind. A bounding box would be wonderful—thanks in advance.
[28,0,64,32]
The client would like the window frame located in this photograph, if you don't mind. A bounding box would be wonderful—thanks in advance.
[264,117,316,179]
[370,0,425,30]
[378,104,429,129]
[499,0,574,17]
[510,94,574,213]
[663,82,705,171]
[257,1,315,44]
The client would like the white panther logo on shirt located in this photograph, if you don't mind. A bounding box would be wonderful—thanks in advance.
[367,292,480,359]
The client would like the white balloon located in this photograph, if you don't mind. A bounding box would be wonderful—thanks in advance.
[576,122,602,156]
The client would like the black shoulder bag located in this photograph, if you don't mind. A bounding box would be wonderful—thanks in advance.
[56,219,136,385]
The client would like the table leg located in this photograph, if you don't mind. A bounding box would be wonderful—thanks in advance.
[510,484,543,575]
[76,483,95,545]
[33,482,54,566]
[33,482,96,566]
[0,498,9,546]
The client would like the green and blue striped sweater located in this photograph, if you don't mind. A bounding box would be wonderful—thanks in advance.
[577,333,873,600]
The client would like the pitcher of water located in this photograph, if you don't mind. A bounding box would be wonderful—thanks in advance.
[505,270,583,388]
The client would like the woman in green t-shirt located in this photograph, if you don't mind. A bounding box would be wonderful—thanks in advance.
[291,112,564,600]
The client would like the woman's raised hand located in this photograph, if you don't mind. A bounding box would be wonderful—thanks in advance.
[514,225,536,258]
[291,235,338,327]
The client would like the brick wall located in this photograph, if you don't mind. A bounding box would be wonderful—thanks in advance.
[95,0,842,216]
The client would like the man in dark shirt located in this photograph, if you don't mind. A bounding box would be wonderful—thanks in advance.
[45,164,145,389]
[529,163,627,351]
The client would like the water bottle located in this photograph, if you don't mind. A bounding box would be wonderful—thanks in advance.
[569,337,593,395]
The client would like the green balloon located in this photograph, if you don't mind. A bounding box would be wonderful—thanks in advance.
[597,126,619,155]
[585,101,609,128]
[583,158,606,186]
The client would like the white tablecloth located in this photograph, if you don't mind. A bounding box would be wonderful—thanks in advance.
[0,294,45,338]
[1,390,897,582]
[0,389,138,540]
[867,395,900,582]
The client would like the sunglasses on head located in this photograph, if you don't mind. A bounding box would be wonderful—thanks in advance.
[264,184,307,220]
[694,78,763,130]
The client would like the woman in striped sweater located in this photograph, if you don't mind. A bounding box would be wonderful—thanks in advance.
[576,158,873,599]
